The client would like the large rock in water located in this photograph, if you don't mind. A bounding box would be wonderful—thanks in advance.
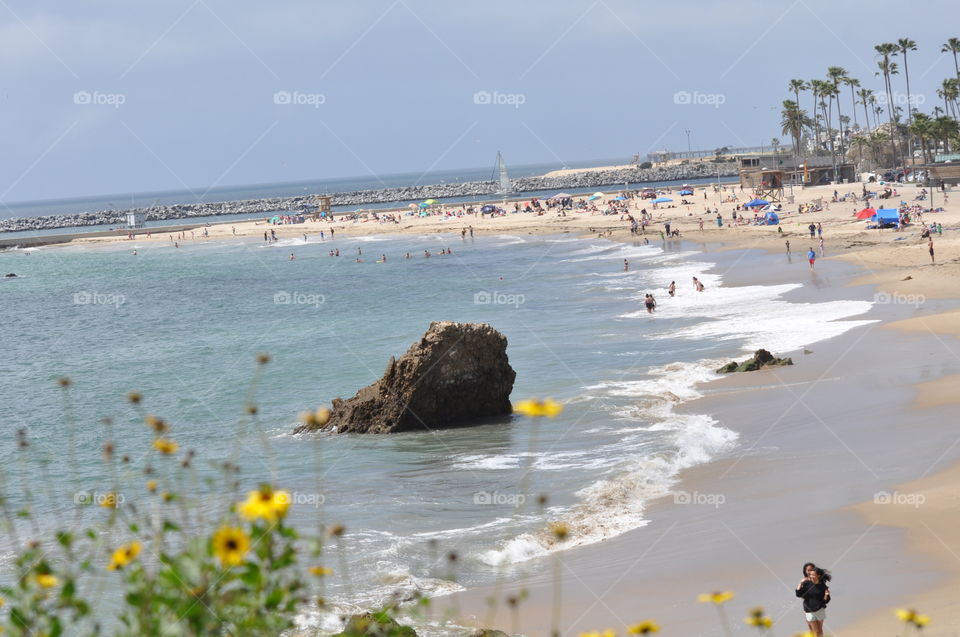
[716,348,793,374]
[296,321,516,434]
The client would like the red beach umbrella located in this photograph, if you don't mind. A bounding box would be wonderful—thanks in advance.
[855,207,876,219]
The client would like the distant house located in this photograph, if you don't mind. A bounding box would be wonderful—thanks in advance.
[738,155,855,188]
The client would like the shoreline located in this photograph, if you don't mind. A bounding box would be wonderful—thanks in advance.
[7,182,960,636]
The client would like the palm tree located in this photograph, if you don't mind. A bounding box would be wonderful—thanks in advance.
[940,78,960,118]
[845,77,861,129]
[781,100,812,157]
[857,87,875,130]
[896,39,918,122]
[876,42,900,166]
[809,79,822,151]
[909,113,934,164]
[787,79,809,160]
[827,67,849,168]
[942,38,960,85]
[933,115,959,154]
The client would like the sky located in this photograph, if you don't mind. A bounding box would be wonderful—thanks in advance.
[1,0,959,204]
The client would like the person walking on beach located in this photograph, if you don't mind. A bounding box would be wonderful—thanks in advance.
[816,222,823,238]
[796,564,831,636]
[818,237,824,257]
[698,218,704,231]
[929,237,935,264]
[785,239,791,254]
[808,223,816,238]
[807,248,816,269]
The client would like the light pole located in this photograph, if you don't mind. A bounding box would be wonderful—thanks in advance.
[685,129,692,155]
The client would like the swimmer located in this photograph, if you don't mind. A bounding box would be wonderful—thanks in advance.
[623,259,629,271]
[644,294,657,314]
[289,253,295,260]
[693,276,705,292]
[667,281,676,297]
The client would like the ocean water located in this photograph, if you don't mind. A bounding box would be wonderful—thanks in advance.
[0,234,874,633]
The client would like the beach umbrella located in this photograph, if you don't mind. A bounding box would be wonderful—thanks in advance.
[423,199,438,205]
[613,196,627,201]
[855,207,877,219]
[587,195,602,201]
[481,204,497,213]
[652,197,673,204]
[548,192,571,200]
[744,198,770,208]
[678,189,694,196]
[592,192,604,198]
[407,203,418,209]
[418,202,430,208]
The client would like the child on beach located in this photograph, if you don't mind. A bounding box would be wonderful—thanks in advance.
[796,563,831,636]
[807,248,816,269]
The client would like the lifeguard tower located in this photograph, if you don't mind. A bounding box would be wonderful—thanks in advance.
[755,169,785,203]
[126,211,147,229]
[316,195,332,220]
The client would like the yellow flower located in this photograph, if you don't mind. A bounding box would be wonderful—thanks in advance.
[299,408,332,428]
[309,566,333,576]
[628,620,660,634]
[549,521,570,541]
[745,615,773,628]
[212,526,250,567]
[107,541,143,571]
[238,486,291,523]
[698,591,735,604]
[100,492,120,509]
[895,609,930,627]
[513,398,564,418]
[153,438,179,455]
[35,574,58,589]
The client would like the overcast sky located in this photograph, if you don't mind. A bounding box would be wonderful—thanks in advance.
[1,0,958,203]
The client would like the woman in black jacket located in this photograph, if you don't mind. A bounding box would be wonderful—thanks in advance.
[796,564,831,636]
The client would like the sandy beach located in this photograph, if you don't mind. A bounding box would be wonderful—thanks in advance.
[25,180,960,635]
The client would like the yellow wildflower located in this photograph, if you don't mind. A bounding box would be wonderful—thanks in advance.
[35,574,58,589]
[513,398,564,418]
[698,591,735,604]
[238,486,291,523]
[152,438,179,455]
[107,541,142,571]
[212,526,250,567]
[895,609,930,627]
[100,492,120,509]
[628,620,660,634]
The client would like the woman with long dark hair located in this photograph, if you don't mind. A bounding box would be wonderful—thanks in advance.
[796,563,831,636]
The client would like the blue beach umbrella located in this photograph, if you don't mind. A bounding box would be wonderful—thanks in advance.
[418,202,430,208]
[678,189,694,195]
[613,196,627,201]
[652,197,672,204]
[481,204,498,213]
[744,198,770,208]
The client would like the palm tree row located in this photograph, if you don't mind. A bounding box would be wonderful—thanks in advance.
[780,36,960,179]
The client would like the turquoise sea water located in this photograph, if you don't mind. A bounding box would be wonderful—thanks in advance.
[0,233,875,633]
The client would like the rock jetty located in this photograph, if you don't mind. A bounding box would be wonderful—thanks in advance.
[295,321,516,435]
[716,349,794,374]
[1,162,737,233]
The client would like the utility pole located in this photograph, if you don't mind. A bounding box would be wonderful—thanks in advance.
[685,129,692,155]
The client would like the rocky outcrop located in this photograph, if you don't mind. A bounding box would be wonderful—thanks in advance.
[333,613,418,637]
[716,349,793,374]
[296,322,515,434]
[0,162,738,233]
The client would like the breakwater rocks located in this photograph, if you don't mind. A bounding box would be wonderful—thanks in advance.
[1,162,737,233]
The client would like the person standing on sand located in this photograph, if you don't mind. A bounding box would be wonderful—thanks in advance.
[786,239,791,253]
[818,237,824,257]
[699,218,704,231]
[808,223,816,238]
[808,247,816,269]
[929,237,935,264]
[796,564,831,636]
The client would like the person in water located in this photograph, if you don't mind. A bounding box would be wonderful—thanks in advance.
[795,564,831,636]
[692,276,705,292]
[667,281,676,297]
[644,294,656,313]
